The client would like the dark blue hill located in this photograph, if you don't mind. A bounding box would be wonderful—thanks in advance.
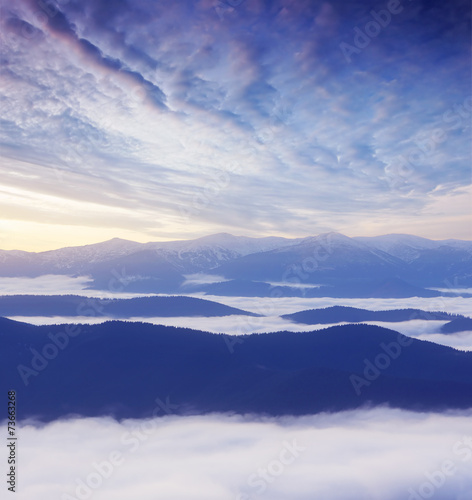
[1,320,471,421]
[87,250,185,293]
[283,306,462,324]
[0,294,259,318]
[441,317,472,333]
[195,278,445,298]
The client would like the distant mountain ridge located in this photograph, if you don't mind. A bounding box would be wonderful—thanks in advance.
[441,317,472,334]
[0,295,260,318]
[0,233,301,277]
[355,234,472,262]
[204,233,472,293]
[1,232,471,295]
[192,277,447,298]
[282,306,464,325]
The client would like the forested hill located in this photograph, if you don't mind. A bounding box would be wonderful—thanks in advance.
[1,319,471,421]
[0,295,259,318]
[283,306,463,324]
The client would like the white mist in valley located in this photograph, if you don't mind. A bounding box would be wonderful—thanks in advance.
[8,409,472,500]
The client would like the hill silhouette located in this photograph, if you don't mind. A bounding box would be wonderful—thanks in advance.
[0,295,259,318]
[283,306,462,324]
[1,319,471,421]
[441,317,472,334]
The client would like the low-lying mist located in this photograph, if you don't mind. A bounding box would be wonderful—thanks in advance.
[8,408,472,500]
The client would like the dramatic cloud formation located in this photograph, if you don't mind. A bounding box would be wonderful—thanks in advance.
[6,409,472,499]
[0,0,470,250]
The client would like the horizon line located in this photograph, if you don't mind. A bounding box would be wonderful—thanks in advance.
[2,231,472,254]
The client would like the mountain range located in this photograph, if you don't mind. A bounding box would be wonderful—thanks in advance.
[1,232,471,296]
[282,306,463,324]
[1,230,470,421]
[2,298,468,333]
[0,295,259,318]
[2,318,472,421]
[441,317,472,334]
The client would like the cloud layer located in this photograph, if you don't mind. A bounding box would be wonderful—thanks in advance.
[2,277,471,350]
[7,408,472,500]
[0,0,471,250]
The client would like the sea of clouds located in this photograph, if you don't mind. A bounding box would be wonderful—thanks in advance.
[5,408,472,500]
[2,275,471,350]
[1,276,470,315]
[0,276,156,299]
[6,315,472,351]
[3,278,472,499]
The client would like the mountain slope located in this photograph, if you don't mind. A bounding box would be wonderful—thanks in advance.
[0,294,260,318]
[282,306,462,324]
[441,317,472,334]
[2,320,472,421]
[353,234,440,262]
[355,234,472,286]
[1,232,471,292]
[0,233,301,278]
[209,232,409,284]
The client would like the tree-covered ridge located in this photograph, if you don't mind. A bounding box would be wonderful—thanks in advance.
[1,319,471,421]
[0,294,260,318]
[283,306,464,324]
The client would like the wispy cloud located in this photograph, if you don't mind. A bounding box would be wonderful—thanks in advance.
[0,0,470,249]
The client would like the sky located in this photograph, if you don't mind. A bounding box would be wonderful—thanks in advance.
[10,409,472,499]
[0,0,471,251]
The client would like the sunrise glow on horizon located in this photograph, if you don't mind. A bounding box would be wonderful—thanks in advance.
[0,0,470,252]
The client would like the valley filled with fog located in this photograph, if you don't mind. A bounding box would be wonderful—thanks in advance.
[2,0,470,495]
[1,233,471,500]
[2,275,471,351]
[16,409,472,500]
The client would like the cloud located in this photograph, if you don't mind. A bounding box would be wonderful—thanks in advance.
[0,275,93,295]
[0,275,155,298]
[199,294,472,318]
[7,408,472,499]
[4,278,471,317]
[413,331,472,351]
[182,273,230,287]
[7,315,472,351]
[2,277,470,350]
[0,0,470,248]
